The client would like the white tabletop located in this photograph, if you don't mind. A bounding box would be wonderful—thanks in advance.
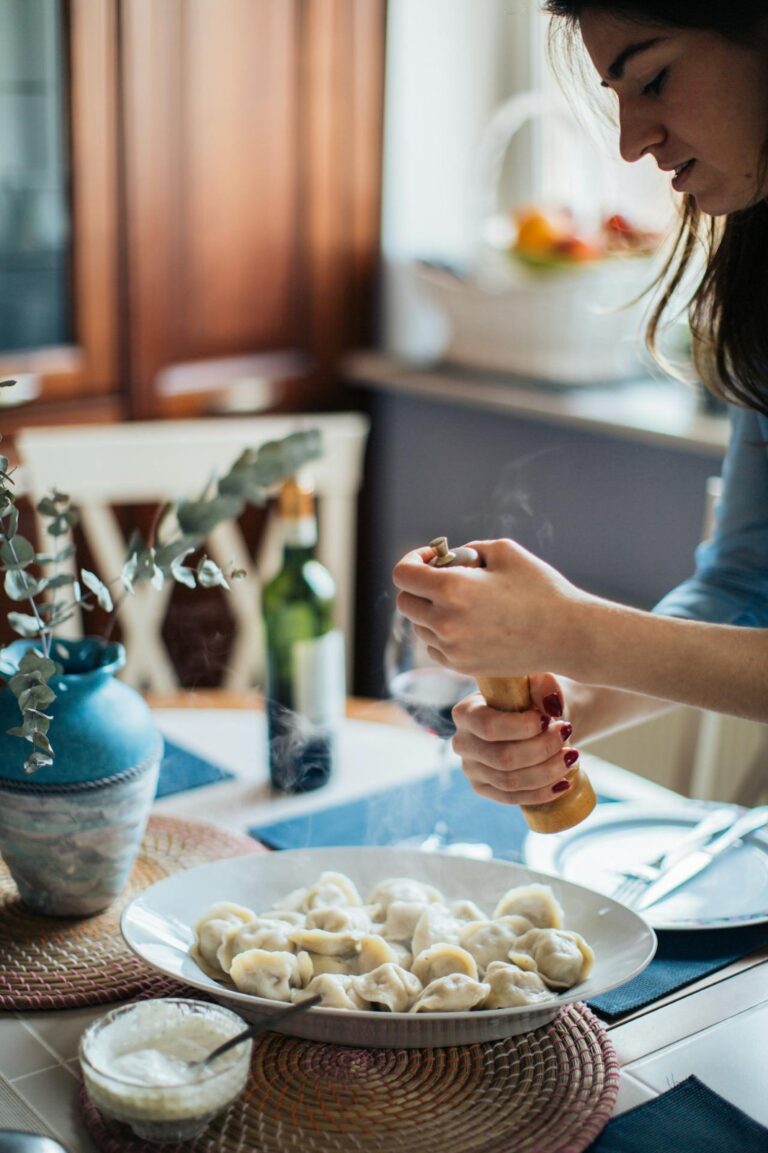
[0,707,764,1152]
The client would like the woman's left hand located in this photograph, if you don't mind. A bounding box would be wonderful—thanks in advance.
[392,539,594,680]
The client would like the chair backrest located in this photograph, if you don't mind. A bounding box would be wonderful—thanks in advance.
[15,413,369,693]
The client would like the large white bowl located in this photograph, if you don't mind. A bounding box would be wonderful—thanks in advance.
[121,846,656,1048]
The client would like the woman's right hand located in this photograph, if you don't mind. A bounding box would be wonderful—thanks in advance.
[451,672,580,807]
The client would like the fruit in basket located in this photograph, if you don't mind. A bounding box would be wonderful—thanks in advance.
[510,206,659,267]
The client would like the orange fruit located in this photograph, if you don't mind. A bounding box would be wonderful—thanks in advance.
[515,210,562,254]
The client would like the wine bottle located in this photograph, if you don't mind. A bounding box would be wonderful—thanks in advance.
[262,477,345,792]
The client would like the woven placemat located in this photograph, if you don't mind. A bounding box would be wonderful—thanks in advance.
[0,814,264,1010]
[80,1002,619,1153]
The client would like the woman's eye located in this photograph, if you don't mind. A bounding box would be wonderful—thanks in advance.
[641,68,668,97]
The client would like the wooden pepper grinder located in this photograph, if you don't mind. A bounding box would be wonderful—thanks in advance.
[428,536,596,834]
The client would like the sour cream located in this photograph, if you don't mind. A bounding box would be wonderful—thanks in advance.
[80,999,251,1142]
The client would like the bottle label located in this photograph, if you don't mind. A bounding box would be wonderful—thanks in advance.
[292,629,345,727]
[283,516,317,548]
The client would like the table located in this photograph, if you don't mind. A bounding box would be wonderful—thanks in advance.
[1,694,766,1152]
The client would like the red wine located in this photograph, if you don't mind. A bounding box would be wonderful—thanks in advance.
[389,668,475,739]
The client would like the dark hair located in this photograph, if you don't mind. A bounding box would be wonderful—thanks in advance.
[542,1,768,416]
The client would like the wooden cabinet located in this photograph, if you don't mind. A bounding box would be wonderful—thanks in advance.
[1,0,386,427]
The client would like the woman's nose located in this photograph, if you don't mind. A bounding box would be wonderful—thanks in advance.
[618,103,666,164]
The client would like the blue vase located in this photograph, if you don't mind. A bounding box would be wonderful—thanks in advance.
[0,638,163,915]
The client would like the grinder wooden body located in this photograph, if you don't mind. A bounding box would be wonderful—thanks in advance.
[427,537,596,834]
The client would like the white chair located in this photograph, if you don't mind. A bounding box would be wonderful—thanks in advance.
[15,413,369,693]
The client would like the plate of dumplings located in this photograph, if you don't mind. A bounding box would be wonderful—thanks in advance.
[121,846,656,1047]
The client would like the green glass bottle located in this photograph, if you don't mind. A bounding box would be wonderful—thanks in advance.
[262,477,345,792]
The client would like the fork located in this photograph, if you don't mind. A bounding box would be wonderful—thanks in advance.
[609,805,739,907]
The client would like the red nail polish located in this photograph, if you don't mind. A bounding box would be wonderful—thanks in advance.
[563,749,579,768]
[560,723,573,742]
[543,693,563,717]
[552,779,571,794]
[540,715,551,732]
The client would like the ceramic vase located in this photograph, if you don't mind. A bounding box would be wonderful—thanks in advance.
[0,638,162,916]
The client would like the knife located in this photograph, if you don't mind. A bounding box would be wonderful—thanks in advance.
[634,804,768,911]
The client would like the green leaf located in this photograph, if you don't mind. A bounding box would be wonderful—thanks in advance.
[35,543,76,564]
[4,570,47,600]
[0,535,35,569]
[24,751,53,773]
[176,494,244,536]
[154,534,202,569]
[169,551,196,589]
[19,649,58,679]
[36,496,61,517]
[46,572,75,589]
[80,569,114,612]
[47,516,71,538]
[18,683,56,711]
[32,731,53,754]
[8,612,42,638]
[196,556,229,590]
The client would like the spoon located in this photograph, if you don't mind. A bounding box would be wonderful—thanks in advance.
[194,994,322,1067]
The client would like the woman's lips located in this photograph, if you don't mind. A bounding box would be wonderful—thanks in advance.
[672,159,696,191]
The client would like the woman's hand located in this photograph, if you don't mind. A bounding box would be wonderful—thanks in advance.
[452,673,580,806]
[392,539,595,681]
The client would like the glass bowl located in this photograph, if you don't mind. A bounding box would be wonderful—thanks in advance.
[79,998,251,1143]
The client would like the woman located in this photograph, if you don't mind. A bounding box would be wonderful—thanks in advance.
[392,1,768,809]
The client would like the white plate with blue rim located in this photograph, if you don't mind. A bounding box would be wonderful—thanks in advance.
[524,801,768,931]
[121,845,656,1048]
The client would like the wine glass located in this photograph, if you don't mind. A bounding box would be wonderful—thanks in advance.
[384,610,491,856]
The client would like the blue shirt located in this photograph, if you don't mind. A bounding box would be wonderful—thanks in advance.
[654,405,768,628]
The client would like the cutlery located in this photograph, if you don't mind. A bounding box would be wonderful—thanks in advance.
[191,994,322,1068]
[633,805,768,912]
[610,806,739,905]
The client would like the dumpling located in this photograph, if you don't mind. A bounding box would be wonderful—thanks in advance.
[298,973,369,1010]
[194,902,256,974]
[514,928,594,989]
[217,918,296,973]
[411,904,462,957]
[459,916,533,973]
[411,944,479,985]
[280,887,310,912]
[306,906,372,933]
[492,884,564,929]
[450,899,487,922]
[261,909,306,927]
[381,900,434,941]
[304,871,363,909]
[410,974,490,1013]
[230,948,313,1000]
[290,927,364,957]
[355,934,402,975]
[356,963,422,1012]
[482,961,557,1008]
[367,878,442,912]
[306,952,353,976]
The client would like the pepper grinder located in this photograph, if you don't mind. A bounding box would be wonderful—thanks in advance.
[428,536,596,833]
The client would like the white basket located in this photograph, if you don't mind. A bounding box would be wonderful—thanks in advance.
[411,92,655,385]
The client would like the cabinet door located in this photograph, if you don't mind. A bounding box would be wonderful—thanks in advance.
[0,0,121,420]
[122,0,386,417]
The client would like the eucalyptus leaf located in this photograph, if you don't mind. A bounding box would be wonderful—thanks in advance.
[46,573,75,589]
[32,731,53,754]
[81,569,114,612]
[154,534,202,569]
[8,612,42,638]
[35,543,76,564]
[19,650,58,679]
[0,535,35,569]
[197,557,229,589]
[150,565,165,591]
[4,570,48,600]
[36,496,61,517]
[176,494,244,536]
[18,684,56,711]
[25,751,53,772]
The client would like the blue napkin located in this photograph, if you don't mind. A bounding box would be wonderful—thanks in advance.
[587,1076,768,1152]
[155,738,234,798]
[250,767,531,860]
[591,922,768,1018]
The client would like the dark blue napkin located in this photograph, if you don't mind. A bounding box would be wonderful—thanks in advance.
[156,738,234,798]
[586,1076,768,1152]
[250,767,531,860]
[249,771,768,1018]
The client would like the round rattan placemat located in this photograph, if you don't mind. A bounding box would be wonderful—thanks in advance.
[80,1002,619,1153]
[0,814,264,1010]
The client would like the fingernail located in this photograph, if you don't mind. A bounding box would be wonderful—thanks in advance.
[563,749,579,768]
[559,722,573,742]
[540,715,551,732]
[543,693,563,717]
[552,779,571,794]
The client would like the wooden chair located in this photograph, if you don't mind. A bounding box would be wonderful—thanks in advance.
[15,413,369,693]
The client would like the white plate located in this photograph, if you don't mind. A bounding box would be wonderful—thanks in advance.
[121,845,656,1048]
[524,802,768,931]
